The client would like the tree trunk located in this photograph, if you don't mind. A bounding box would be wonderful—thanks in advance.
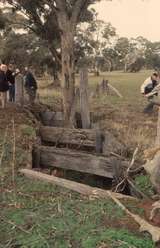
[143,150,160,194]
[60,26,75,126]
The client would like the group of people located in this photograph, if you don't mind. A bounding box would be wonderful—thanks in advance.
[0,64,38,108]
[141,72,160,113]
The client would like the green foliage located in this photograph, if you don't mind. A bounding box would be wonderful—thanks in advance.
[134,175,155,197]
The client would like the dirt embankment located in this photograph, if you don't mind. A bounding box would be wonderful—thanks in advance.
[0,104,37,171]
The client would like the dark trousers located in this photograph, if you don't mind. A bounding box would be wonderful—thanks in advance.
[143,96,154,113]
[9,84,15,102]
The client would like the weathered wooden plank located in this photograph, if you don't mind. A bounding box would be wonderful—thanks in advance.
[36,146,127,178]
[40,126,125,155]
[40,111,64,127]
[40,126,95,148]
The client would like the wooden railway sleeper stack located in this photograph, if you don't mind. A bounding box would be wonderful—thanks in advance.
[31,124,128,184]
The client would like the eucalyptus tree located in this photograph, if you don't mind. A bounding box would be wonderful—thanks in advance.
[2,0,101,125]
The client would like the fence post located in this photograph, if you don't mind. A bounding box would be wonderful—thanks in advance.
[79,67,91,129]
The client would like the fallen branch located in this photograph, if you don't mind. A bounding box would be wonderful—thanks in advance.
[19,169,135,200]
[128,166,144,175]
[150,200,160,221]
[104,191,160,243]
[127,147,139,173]
[108,83,123,98]
[115,147,142,197]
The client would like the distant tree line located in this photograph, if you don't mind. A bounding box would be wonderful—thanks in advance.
[0,6,160,77]
[0,0,160,125]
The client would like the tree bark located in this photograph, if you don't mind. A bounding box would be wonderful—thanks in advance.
[143,150,160,194]
[34,146,128,179]
[55,0,91,126]
[58,14,76,126]
[20,169,134,200]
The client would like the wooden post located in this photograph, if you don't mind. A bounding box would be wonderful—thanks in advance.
[70,87,81,128]
[79,68,91,129]
[99,79,110,95]
[95,123,105,154]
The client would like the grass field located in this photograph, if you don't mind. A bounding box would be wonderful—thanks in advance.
[89,70,152,107]
[38,70,153,109]
[0,70,158,248]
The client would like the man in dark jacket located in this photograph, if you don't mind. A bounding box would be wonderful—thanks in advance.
[0,64,9,108]
[24,67,38,104]
[6,64,15,102]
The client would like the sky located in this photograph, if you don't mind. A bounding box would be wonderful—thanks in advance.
[94,0,160,42]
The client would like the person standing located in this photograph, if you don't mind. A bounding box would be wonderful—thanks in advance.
[6,64,15,102]
[15,68,24,107]
[0,64,9,109]
[24,67,38,104]
[141,72,159,113]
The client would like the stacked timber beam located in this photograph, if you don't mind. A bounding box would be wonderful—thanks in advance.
[32,126,128,180]
[40,126,125,156]
[33,146,128,179]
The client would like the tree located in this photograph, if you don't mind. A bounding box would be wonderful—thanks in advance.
[144,41,160,69]
[74,16,117,75]
[0,31,58,76]
[102,48,119,71]
[2,0,100,125]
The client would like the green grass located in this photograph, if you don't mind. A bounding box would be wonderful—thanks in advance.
[88,70,152,108]
[82,229,154,248]
[134,175,155,197]
[38,70,153,108]
[0,177,155,248]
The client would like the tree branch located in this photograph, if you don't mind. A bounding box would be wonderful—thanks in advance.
[71,0,90,24]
